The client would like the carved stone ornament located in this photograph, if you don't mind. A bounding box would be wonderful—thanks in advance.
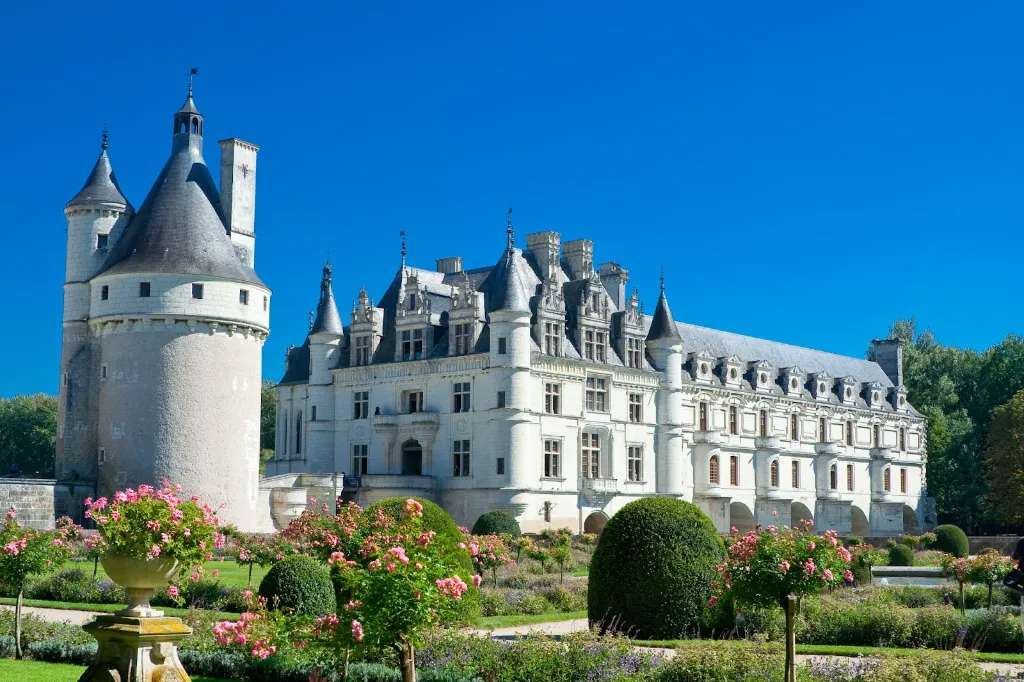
[78,615,193,682]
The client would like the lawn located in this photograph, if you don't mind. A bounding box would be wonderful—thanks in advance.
[0,659,231,681]
[62,558,268,588]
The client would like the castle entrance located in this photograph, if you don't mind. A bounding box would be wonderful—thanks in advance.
[401,440,423,476]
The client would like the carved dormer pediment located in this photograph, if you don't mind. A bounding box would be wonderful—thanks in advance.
[623,289,643,328]
[782,366,805,396]
[691,348,715,382]
[839,376,858,404]
[811,371,833,400]
[750,360,774,392]
[721,354,743,386]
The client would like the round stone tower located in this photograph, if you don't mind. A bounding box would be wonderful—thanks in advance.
[65,86,271,530]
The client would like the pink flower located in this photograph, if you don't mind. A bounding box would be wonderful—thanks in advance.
[708,595,719,607]
[171,509,184,522]
[778,560,791,574]
[5,508,16,520]
[161,532,171,545]
[417,531,436,546]
[837,546,852,563]
[190,572,201,583]
[435,575,469,600]
[238,548,251,562]
[403,498,423,518]
[148,544,161,558]
[843,570,855,583]
[822,569,834,582]
[803,559,816,576]
[351,619,364,642]
[387,546,410,565]
[328,551,345,566]
[167,585,179,598]
[241,589,254,601]
[146,520,161,532]
[471,574,482,588]
[807,541,816,551]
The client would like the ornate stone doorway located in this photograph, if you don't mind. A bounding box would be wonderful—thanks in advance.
[583,511,609,535]
[401,440,423,476]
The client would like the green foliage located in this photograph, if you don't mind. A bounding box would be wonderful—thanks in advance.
[887,543,914,566]
[0,395,57,478]
[984,388,1024,527]
[260,381,277,452]
[650,641,781,681]
[588,498,723,638]
[470,511,520,537]
[932,524,969,557]
[258,555,336,616]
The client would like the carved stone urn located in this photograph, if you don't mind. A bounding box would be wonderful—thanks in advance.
[102,554,180,618]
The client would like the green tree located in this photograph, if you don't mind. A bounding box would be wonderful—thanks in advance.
[0,394,58,478]
[260,381,277,473]
[984,388,1024,527]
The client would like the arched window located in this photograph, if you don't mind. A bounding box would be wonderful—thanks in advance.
[295,411,303,454]
[770,459,779,487]
[192,117,200,134]
[790,414,799,441]
[729,455,739,486]
[791,460,800,489]
[708,455,720,485]
[846,464,855,491]
[846,419,854,446]
[759,409,768,437]
[883,466,891,492]
[819,417,827,442]
[829,463,838,490]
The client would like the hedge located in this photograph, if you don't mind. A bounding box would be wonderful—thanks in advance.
[931,524,970,558]
[258,555,336,616]
[471,510,521,537]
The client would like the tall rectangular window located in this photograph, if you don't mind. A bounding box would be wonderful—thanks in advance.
[96,233,109,250]
[819,417,827,442]
[581,432,600,478]
[728,406,738,435]
[239,289,249,305]
[453,323,472,355]
[543,439,561,478]
[873,424,881,448]
[496,457,505,475]
[497,337,507,355]
[452,382,471,413]
[544,383,561,415]
[846,464,855,491]
[403,390,423,414]
[791,460,800,489]
[544,322,561,356]
[626,337,643,368]
[709,455,720,484]
[353,391,369,420]
[585,376,608,412]
[452,440,471,477]
[496,391,506,408]
[829,464,838,490]
[790,414,799,441]
[584,330,607,362]
[192,283,204,299]
[595,331,607,363]
[699,402,709,431]
[846,420,854,446]
[352,444,368,475]
[883,467,891,492]
[401,329,424,360]
[900,468,907,493]
[101,285,109,301]
[628,393,642,423]
[759,409,768,437]
[311,405,317,421]
[899,428,906,452]
[627,445,643,482]
[729,455,739,486]
[139,282,151,298]
[354,336,371,366]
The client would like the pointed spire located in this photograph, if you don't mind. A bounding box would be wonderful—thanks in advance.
[646,271,682,342]
[101,126,109,151]
[310,261,343,335]
[506,208,514,251]
[400,230,407,270]
[66,130,129,209]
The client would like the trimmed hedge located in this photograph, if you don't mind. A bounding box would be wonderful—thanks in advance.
[888,543,914,566]
[258,555,336,616]
[471,510,521,537]
[588,498,724,639]
[932,524,969,558]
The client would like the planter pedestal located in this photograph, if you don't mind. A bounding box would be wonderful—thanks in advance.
[79,614,192,682]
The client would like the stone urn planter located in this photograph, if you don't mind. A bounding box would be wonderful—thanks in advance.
[101,553,180,618]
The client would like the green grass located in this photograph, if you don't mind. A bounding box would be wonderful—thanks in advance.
[475,610,586,628]
[0,597,237,621]
[570,565,589,577]
[0,659,231,681]
[62,558,268,588]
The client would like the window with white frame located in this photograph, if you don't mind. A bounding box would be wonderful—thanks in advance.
[544,322,561,356]
[625,337,643,368]
[403,390,424,414]
[453,323,472,356]
[544,439,561,478]
[401,329,424,360]
[728,405,738,435]
[352,444,368,475]
[584,329,607,362]
[770,459,779,487]
[628,392,642,423]
[883,466,891,492]
[846,464,855,491]
[581,432,600,478]
[829,463,838,490]
[627,445,643,482]
[873,424,881,448]
[846,419,854,446]
[730,455,739,486]
[790,414,799,441]
[791,460,800,488]
[709,454,720,484]
[585,376,608,412]
[453,440,471,477]
[900,468,907,493]
[899,428,906,452]
[452,382,471,413]
[544,383,561,415]
[354,335,371,366]
[699,401,709,431]
[353,391,369,420]
[759,409,769,437]
[819,417,827,442]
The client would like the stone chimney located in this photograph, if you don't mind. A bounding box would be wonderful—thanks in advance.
[869,338,904,386]
[219,138,259,268]
[436,256,463,274]
[562,239,593,280]
[598,262,628,308]
[526,231,561,280]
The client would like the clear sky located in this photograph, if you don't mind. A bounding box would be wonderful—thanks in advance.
[0,1,1020,397]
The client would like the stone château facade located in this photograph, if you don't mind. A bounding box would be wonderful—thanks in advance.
[267,221,931,536]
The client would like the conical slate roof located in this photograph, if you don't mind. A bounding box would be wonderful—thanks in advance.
[481,247,531,313]
[310,264,343,335]
[646,289,682,342]
[66,142,129,209]
[98,139,263,286]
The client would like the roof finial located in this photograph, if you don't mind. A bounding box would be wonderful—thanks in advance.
[101,126,109,151]
[307,309,315,330]
[400,230,407,269]
[506,208,514,250]
[659,267,665,294]
[187,66,198,98]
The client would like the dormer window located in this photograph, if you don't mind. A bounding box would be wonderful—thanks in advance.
[453,323,472,356]
[584,330,606,363]
[544,322,561,356]
[625,337,643,368]
[192,283,204,300]
[790,378,799,390]
[401,329,424,361]
[96,234,109,250]
[407,293,417,311]
[354,335,371,365]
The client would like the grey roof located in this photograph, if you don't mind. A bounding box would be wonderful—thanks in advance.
[66,147,129,209]
[479,248,534,313]
[98,140,264,286]
[280,341,311,384]
[647,291,682,342]
[310,265,343,335]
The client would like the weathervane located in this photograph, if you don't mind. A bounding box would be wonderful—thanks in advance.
[400,230,407,269]
[187,67,198,97]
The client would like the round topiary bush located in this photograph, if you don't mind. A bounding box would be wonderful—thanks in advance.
[932,524,970,558]
[258,554,336,616]
[472,510,521,537]
[588,498,724,638]
[888,543,914,567]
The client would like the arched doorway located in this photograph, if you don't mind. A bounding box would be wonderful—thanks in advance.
[584,511,609,535]
[902,505,919,534]
[729,501,755,533]
[851,505,869,536]
[791,502,814,530]
[401,440,423,476]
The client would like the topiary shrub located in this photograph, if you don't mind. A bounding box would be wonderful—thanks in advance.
[367,496,478,620]
[888,543,914,567]
[258,555,336,616]
[471,510,521,537]
[588,498,724,638]
[932,524,969,558]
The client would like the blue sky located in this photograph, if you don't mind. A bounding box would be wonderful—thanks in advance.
[0,1,1020,397]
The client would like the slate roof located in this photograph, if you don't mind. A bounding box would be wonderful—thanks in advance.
[646,291,682,342]
[66,146,130,209]
[310,266,343,335]
[478,248,535,313]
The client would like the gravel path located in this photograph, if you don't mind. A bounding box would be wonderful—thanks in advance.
[0,604,101,626]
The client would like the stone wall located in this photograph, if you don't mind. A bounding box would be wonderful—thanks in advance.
[0,479,94,529]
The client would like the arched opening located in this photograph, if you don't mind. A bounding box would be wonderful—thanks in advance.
[191,117,200,134]
[769,459,780,487]
[295,411,302,454]
[708,454,720,485]
[902,505,919,534]
[791,502,814,529]
[851,505,869,536]
[401,439,423,476]
[583,511,609,535]
[729,501,755,533]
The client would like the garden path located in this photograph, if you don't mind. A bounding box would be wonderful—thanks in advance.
[0,605,102,626]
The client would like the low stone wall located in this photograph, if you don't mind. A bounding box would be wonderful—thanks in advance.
[969,536,1019,556]
[0,478,94,529]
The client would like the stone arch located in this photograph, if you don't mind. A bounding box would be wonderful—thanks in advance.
[401,439,423,476]
[729,501,755,533]
[791,501,814,529]
[902,504,919,534]
[851,505,869,537]
[583,511,609,535]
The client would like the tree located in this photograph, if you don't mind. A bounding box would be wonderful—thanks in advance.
[984,388,1024,527]
[0,394,58,478]
[260,381,277,474]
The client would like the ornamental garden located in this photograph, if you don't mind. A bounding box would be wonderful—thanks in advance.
[0,484,1020,682]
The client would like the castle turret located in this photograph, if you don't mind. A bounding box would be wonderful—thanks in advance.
[57,132,132,485]
[69,84,272,531]
[306,263,343,472]
[646,275,686,497]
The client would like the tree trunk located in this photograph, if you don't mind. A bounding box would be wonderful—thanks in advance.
[783,594,797,682]
[400,639,416,682]
[959,581,965,614]
[492,567,498,588]
[248,564,253,585]
[15,588,23,660]
[93,557,99,578]
[342,647,351,681]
